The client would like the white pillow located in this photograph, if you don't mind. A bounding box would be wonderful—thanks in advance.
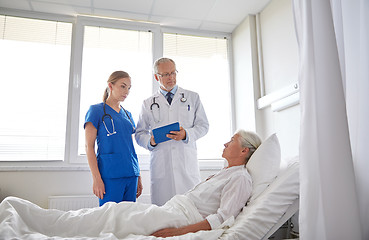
[246,133,281,202]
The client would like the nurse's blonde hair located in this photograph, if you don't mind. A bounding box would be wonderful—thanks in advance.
[103,71,131,102]
[235,130,262,164]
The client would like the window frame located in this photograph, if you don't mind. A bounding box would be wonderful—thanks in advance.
[0,9,231,171]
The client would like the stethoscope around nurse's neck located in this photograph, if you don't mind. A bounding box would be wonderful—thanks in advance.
[102,102,135,136]
[150,92,187,123]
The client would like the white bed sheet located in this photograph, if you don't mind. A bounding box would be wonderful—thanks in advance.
[0,195,225,240]
[0,160,299,240]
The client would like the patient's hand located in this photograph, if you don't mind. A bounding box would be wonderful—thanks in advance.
[151,219,211,237]
[151,227,184,238]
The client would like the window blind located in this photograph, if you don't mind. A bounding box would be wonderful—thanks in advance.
[0,15,72,161]
[0,15,71,45]
[164,33,228,59]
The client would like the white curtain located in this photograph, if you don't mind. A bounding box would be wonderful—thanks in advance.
[293,0,369,239]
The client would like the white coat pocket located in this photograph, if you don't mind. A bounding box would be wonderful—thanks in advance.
[179,104,195,128]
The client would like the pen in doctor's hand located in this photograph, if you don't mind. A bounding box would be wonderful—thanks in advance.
[187,105,190,111]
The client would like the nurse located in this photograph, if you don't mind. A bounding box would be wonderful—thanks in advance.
[84,70,142,206]
[135,58,209,206]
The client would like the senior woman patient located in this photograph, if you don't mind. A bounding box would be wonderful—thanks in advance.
[0,130,261,239]
[152,129,261,237]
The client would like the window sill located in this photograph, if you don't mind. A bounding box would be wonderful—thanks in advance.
[0,159,224,172]
[0,161,90,172]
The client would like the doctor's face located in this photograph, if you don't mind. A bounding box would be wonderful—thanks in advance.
[155,61,177,92]
[109,77,131,102]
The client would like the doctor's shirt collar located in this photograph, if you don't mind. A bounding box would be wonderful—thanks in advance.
[160,85,178,97]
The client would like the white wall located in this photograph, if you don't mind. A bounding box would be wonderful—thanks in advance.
[260,0,299,94]
[231,16,258,132]
[232,0,300,160]
[260,0,300,160]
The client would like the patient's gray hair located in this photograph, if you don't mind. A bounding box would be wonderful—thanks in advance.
[235,130,262,164]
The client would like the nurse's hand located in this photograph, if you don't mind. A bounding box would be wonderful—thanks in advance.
[167,127,186,141]
[93,177,105,199]
[136,176,143,198]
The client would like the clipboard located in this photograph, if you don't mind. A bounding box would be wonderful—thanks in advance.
[152,122,180,144]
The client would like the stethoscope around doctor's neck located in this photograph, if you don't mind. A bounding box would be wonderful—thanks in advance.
[150,92,187,123]
[102,102,135,136]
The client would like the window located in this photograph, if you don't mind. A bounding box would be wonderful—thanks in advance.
[77,25,153,157]
[163,33,232,159]
[0,15,72,161]
[0,11,233,167]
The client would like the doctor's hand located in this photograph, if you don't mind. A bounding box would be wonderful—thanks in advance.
[150,135,157,147]
[167,127,186,141]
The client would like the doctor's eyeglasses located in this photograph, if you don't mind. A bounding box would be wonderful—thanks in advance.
[156,70,178,78]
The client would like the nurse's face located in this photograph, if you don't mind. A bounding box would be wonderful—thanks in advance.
[155,61,177,92]
[109,77,131,102]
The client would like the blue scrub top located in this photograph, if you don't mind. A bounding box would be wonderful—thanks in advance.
[84,103,140,179]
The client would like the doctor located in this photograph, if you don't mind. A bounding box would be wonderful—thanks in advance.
[135,57,209,206]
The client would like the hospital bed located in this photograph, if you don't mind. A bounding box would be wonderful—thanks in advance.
[220,158,300,239]
[0,135,300,240]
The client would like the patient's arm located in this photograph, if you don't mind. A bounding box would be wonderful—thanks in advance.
[151,219,211,238]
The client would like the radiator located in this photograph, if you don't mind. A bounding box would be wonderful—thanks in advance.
[48,195,99,211]
[48,194,151,211]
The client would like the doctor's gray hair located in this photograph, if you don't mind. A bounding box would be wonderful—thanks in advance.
[153,57,176,74]
[103,71,131,102]
[235,130,262,163]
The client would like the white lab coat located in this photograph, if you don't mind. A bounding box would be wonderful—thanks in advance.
[135,86,209,206]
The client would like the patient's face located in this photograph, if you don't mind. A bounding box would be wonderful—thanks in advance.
[222,134,243,161]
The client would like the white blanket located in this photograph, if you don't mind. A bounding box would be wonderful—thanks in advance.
[0,195,225,240]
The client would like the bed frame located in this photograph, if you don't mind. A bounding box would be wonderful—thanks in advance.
[262,198,299,239]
